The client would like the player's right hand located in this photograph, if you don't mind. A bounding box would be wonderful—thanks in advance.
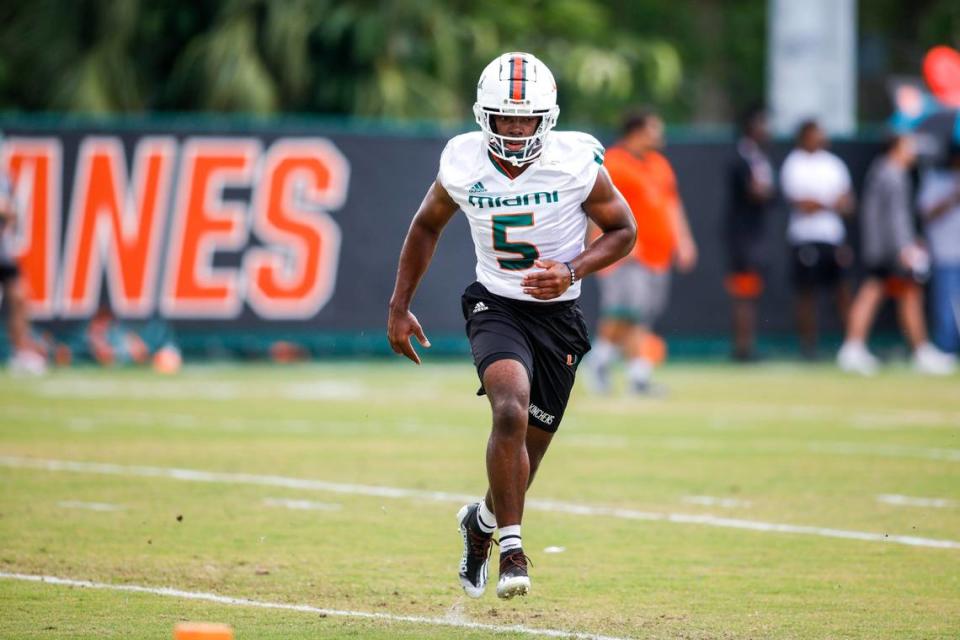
[387,307,431,365]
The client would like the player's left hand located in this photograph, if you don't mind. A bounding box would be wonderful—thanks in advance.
[522,260,571,300]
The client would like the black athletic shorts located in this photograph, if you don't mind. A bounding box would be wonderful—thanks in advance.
[865,261,929,285]
[791,242,852,290]
[461,281,591,433]
[726,227,767,275]
[865,262,905,281]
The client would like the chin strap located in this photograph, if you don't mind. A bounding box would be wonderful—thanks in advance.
[502,151,539,167]
[490,139,541,167]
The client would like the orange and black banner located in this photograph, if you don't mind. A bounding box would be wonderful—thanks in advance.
[0,118,886,347]
[0,121,477,340]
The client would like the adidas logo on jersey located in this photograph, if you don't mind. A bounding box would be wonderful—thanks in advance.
[472,301,488,313]
[469,181,487,193]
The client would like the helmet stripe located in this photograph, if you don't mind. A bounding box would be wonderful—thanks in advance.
[511,56,523,101]
[520,58,527,99]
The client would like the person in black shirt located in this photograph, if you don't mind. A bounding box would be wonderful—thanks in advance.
[724,107,775,361]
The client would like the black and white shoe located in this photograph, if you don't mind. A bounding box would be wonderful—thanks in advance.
[456,503,494,598]
[496,548,531,599]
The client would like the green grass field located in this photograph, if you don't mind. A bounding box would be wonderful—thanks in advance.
[1,361,958,639]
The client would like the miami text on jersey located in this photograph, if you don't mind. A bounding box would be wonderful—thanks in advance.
[467,190,559,209]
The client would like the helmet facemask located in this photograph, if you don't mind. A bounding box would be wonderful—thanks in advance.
[474,105,559,166]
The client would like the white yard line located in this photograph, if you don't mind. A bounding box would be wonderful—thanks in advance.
[583,398,960,428]
[565,436,960,463]
[0,406,320,434]
[2,455,958,550]
[0,455,479,502]
[876,494,958,509]
[6,404,959,463]
[0,405,438,436]
[56,500,125,512]
[0,572,631,640]
[803,441,960,462]
[28,379,366,401]
[263,497,342,511]
[682,496,752,508]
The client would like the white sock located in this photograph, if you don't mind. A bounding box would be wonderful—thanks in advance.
[476,501,497,533]
[627,357,653,385]
[498,524,522,553]
[591,338,618,367]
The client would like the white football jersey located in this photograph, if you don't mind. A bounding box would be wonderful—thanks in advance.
[437,130,604,302]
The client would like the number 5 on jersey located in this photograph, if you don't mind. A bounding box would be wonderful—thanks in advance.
[492,213,539,270]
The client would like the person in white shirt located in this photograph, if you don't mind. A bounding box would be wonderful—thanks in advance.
[780,120,855,359]
[918,143,960,355]
[387,53,635,600]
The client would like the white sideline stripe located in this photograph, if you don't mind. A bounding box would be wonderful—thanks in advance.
[29,379,365,401]
[263,497,342,511]
[57,500,125,512]
[682,495,751,508]
[804,442,960,462]
[521,498,960,549]
[2,456,959,550]
[6,404,960,460]
[0,455,477,503]
[876,494,957,509]
[0,572,630,640]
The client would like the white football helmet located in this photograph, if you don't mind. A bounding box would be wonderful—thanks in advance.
[473,52,559,166]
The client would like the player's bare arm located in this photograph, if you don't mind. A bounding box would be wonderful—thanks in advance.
[670,202,698,272]
[387,179,459,364]
[793,198,827,213]
[521,167,636,300]
[834,191,855,216]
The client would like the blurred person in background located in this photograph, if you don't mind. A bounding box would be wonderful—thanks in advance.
[918,142,960,356]
[0,139,46,375]
[584,109,697,394]
[780,119,855,359]
[724,106,776,362]
[837,133,955,376]
[85,306,150,367]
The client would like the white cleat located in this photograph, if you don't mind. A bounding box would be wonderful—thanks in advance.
[912,343,957,376]
[837,342,879,376]
[496,574,531,600]
[496,549,531,600]
[8,349,47,376]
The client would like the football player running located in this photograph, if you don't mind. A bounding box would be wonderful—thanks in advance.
[387,52,635,599]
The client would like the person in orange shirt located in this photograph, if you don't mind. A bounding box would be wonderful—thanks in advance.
[585,110,697,393]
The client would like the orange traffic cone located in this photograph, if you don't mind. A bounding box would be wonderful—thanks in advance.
[173,622,233,640]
